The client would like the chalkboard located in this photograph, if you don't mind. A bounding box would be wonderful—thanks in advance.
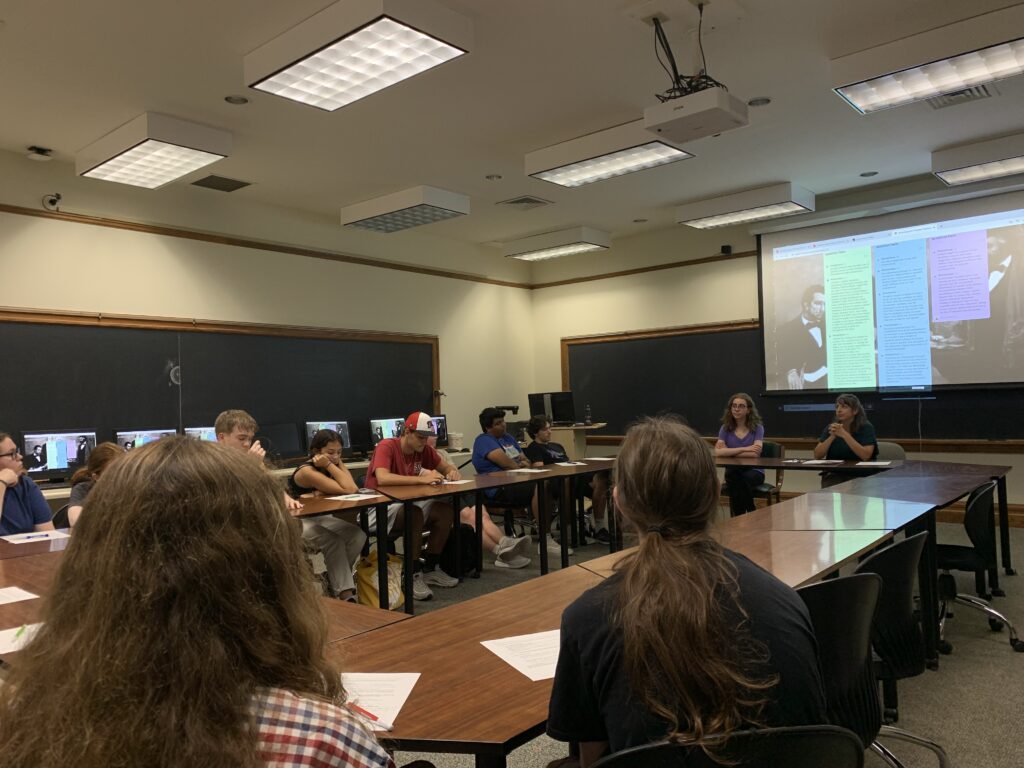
[564,322,1024,441]
[1,316,437,454]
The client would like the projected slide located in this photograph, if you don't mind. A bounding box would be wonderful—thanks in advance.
[762,208,1024,391]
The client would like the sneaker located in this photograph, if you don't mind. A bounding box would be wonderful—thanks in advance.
[412,572,433,601]
[594,527,611,544]
[495,553,531,569]
[422,567,459,588]
[539,539,573,556]
[494,535,531,560]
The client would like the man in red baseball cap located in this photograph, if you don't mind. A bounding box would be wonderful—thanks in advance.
[366,411,462,600]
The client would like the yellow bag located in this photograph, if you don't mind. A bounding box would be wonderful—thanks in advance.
[355,549,405,610]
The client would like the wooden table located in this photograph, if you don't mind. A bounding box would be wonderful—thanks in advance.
[320,596,409,643]
[0,535,71,560]
[328,565,604,768]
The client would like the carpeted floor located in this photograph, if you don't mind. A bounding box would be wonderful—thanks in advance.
[391,522,1024,768]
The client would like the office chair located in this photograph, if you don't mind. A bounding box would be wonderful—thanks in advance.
[721,440,785,508]
[937,480,1024,653]
[798,573,908,767]
[854,532,950,767]
[51,504,70,529]
[875,441,906,461]
[590,724,864,768]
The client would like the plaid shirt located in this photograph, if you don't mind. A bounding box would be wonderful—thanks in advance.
[252,688,394,768]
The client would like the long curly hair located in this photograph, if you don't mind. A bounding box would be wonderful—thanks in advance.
[0,436,342,767]
[612,416,777,751]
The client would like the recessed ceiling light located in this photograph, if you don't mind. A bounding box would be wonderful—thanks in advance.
[860,171,878,177]
[747,97,772,107]
[224,95,249,105]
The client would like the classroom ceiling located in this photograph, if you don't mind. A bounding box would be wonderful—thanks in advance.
[1,0,1023,252]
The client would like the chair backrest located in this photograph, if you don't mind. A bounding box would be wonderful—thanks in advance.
[797,573,882,748]
[590,725,864,768]
[962,480,998,566]
[760,440,785,490]
[875,441,906,461]
[854,532,927,680]
[51,504,70,530]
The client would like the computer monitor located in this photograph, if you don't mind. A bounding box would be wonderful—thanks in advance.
[304,421,351,451]
[428,414,448,447]
[256,423,303,459]
[528,391,577,425]
[369,417,405,446]
[184,426,217,441]
[21,429,97,480]
[115,429,177,450]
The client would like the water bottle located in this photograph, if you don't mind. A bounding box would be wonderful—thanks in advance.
[584,404,592,426]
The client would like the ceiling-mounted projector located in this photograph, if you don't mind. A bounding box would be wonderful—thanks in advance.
[643,87,748,143]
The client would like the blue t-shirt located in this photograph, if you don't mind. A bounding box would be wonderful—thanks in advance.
[1,477,52,535]
[472,432,524,475]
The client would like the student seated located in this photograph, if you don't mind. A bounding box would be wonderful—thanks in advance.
[813,393,879,488]
[547,416,827,767]
[713,392,765,517]
[215,409,302,512]
[287,429,368,601]
[524,415,609,542]
[429,435,531,569]
[472,407,567,556]
[0,431,55,536]
[365,412,460,601]
[0,437,394,768]
[67,441,125,527]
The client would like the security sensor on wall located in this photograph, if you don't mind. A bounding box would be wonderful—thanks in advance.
[41,193,62,212]
[25,145,53,162]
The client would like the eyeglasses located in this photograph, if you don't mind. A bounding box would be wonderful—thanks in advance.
[0,449,22,460]
[730,404,749,410]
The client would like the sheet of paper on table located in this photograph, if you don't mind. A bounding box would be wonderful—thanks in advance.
[856,461,892,466]
[802,459,842,465]
[0,530,70,543]
[342,672,420,731]
[0,587,38,605]
[440,479,473,485]
[0,623,43,654]
[481,629,561,681]
[326,493,386,501]
[586,457,615,461]
[556,462,586,466]
[508,468,549,473]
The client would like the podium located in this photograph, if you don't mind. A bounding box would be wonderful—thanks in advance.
[549,423,608,461]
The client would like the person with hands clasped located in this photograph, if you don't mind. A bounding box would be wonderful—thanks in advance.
[714,393,765,517]
[813,393,878,488]
[365,412,460,601]
[0,431,55,536]
[288,429,367,602]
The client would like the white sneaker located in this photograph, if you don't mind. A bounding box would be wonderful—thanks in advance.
[422,568,459,588]
[494,535,531,560]
[539,539,573,556]
[412,572,433,601]
[495,553,531,569]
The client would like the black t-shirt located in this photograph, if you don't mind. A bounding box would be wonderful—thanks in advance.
[287,460,323,499]
[524,440,568,465]
[547,549,827,753]
[817,421,878,461]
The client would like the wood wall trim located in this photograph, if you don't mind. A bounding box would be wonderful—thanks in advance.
[531,249,756,290]
[560,319,760,390]
[586,434,1024,454]
[0,202,526,290]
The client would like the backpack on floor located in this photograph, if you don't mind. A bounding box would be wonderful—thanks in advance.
[355,549,405,610]
[439,523,481,578]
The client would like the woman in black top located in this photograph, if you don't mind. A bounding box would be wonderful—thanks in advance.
[813,393,878,488]
[547,416,826,766]
[288,429,366,601]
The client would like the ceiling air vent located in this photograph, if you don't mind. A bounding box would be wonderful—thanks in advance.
[927,85,996,109]
[496,195,552,211]
[191,175,252,192]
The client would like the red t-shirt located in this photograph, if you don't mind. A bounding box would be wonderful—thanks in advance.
[365,437,442,489]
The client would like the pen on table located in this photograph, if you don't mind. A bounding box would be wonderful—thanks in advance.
[348,702,394,731]
[14,624,27,640]
[19,533,50,540]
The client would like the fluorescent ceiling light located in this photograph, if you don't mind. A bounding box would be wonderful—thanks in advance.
[244,0,471,111]
[341,186,469,233]
[676,183,815,229]
[75,113,230,189]
[504,227,610,261]
[525,120,692,188]
[933,132,1024,186]
[831,6,1024,113]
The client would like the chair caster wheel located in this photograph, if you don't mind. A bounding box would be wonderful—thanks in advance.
[992,588,1006,597]
[938,640,953,655]
[989,618,1005,632]
[883,708,898,724]
[1011,639,1024,652]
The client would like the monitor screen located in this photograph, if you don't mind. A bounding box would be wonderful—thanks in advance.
[369,417,405,446]
[304,421,351,450]
[528,392,577,424]
[256,423,303,459]
[184,427,217,441]
[428,414,448,447]
[21,430,97,478]
[116,429,176,450]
